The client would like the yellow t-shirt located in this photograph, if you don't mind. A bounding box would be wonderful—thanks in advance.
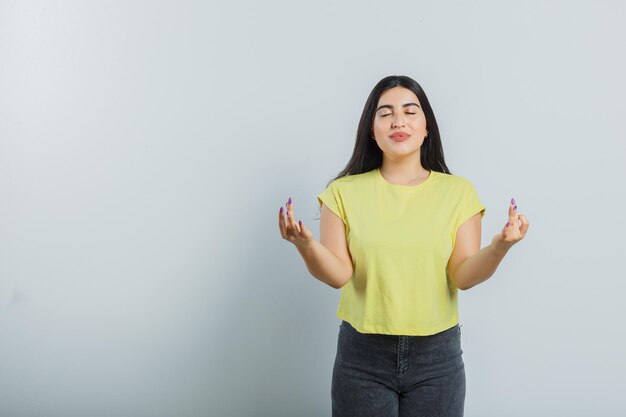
[316,167,486,336]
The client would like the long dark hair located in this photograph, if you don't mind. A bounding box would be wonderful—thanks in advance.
[324,75,451,188]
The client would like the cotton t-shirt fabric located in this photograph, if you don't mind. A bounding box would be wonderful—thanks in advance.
[316,167,486,336]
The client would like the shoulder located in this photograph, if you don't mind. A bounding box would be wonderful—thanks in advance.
[434,171,476,191]
[325,170,375,189]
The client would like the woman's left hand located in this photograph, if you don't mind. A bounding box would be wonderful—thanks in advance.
[491,198,529,252]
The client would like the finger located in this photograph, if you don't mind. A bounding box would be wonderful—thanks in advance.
[286,197,298,232]
[286,207,296,232]
[283,199,295,234]
[279,206,288,238]
[286,198,301,234]
[298,219,306,236]
[509,200,519,228]
[518,214,529,236]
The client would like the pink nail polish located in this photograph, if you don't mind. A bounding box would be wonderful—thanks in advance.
[280,206,284,213]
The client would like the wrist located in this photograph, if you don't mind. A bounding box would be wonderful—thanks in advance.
[490,235,514,256]
[295,239,315,252]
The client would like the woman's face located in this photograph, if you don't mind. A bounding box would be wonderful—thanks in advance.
[371,86,428,159]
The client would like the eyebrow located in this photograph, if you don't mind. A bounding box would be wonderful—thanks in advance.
[376,103,421,112]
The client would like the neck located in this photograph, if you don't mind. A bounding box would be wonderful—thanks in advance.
[379,159,428,184]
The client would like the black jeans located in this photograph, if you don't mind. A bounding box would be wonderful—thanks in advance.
[332,320,466,417]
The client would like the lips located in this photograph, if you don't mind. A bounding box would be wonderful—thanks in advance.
[390,132,410,141]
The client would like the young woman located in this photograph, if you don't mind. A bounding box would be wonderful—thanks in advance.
[278,75,529,417]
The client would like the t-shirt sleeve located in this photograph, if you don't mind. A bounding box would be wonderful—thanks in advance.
[454,181,486,232]
[317,181,347,226]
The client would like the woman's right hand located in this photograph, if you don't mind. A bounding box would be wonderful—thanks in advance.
[279,197,314,249]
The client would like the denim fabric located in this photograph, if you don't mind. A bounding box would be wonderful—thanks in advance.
[331,320,465,417]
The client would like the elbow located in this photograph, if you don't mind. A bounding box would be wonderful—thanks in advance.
[451,275,470,291]
[333,273,353,289]
[329,281,342,290]
[449,274,463,291]
[455,277,475,291]
[333,265,353,289]
[458,271,496,291]
[332,280,347,290]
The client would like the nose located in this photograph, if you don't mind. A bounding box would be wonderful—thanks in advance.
[391,114,406,128]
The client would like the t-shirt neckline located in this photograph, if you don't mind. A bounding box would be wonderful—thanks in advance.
[375,167,436,189]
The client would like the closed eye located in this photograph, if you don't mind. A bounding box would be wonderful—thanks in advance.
[381,112,416,117]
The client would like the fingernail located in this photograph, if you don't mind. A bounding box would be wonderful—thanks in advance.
[511,197,515,205]
[280,206,284,213]
[506,222,510,227]
[299,220,302,226]
[288,197,292,205]
[513,205,517,211]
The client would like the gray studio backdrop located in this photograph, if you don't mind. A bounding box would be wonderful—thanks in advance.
[1,1,624,416]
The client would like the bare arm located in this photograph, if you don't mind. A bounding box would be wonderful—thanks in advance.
[448,198,529,291]
[295,239,353,289]
[278,198,353,289]
[450,239,512,290]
